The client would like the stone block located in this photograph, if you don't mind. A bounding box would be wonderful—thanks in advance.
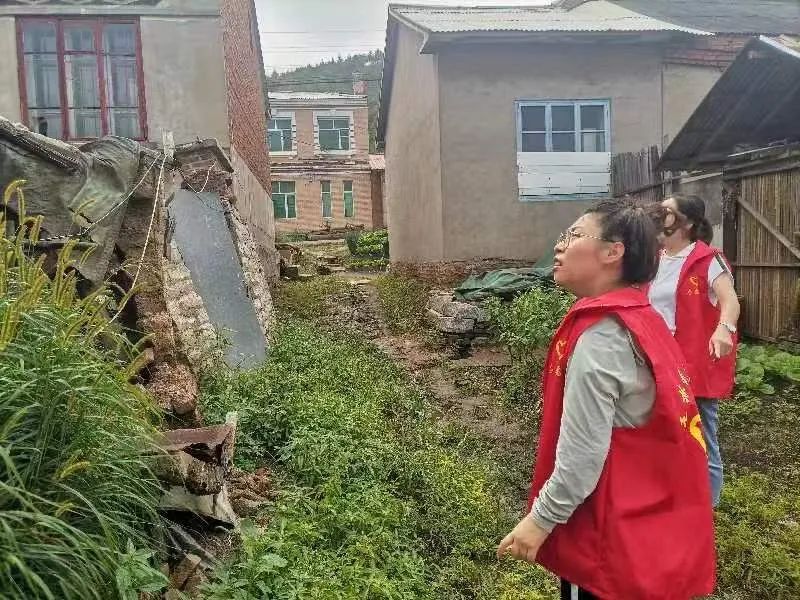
[441,301,489,323]
[435,315,475,334]
[427,293,453,314]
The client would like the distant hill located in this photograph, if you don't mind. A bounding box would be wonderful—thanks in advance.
[265,51,385,152]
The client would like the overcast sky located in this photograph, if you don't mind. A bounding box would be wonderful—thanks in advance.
[255,0,553,74]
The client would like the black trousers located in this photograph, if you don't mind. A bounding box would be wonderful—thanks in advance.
[560,579,598,600]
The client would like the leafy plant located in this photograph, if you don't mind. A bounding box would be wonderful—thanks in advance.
[346,257,388,272]
[0,181,163,599]
[115,542,169,600]
[485,287,574,405]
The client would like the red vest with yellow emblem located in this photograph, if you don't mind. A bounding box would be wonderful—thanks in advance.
[674,241,737,399]
[528,287,716,600]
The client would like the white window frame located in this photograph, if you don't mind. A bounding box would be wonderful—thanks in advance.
[268,111,296,155]
[343,180,354,218]
[272,180,297,220]
[321,180,332,219]
[314,110,355,155]
[516,100,610,153]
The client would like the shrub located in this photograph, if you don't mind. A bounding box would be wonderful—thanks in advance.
[0,182,165,599]
[485,287,574,405]
[346,229,389,258]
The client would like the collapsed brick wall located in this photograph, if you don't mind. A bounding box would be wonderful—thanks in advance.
[116,179,202,424]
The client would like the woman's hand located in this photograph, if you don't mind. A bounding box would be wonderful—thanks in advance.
[496,516,550,564]
[709,325,734,359]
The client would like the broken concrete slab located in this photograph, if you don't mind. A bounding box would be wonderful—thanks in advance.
[169,190,267,368]
[170,553,202,590]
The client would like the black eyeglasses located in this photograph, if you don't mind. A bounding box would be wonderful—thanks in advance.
[556,228,610,248]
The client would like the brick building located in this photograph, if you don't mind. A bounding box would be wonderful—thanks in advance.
[268,91,386,234]
[0,0,277,277]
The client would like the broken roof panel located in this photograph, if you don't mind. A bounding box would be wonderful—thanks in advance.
[611,0,800,35]
[660,35,800,171]
[389,1,710,35]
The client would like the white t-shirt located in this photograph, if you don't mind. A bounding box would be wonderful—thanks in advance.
[648,243,730,334]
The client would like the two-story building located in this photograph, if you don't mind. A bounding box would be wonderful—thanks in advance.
[268,90,385,234]
[0,0,277,275]
[378,0,800,270]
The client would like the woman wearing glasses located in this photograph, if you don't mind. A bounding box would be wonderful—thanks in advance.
[649,194,739,508]
[497,199,715,600]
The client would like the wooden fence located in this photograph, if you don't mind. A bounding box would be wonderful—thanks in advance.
[612,145,664,204]
[725,152,800,342]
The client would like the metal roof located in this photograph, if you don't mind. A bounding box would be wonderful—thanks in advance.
[611,0,800,35]
[269,92,367,101]
[660,36,800,171]
[389,1,710,35]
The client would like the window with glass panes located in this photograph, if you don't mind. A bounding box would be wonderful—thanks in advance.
[518,101,609,153]
[268,117,293,152]
[343,181,354,218]
[19,18,145,140]
[318,116,350,151]
[272,181,296,219]
[321,181,332,218]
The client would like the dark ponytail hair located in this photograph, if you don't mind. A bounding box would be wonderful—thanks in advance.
[671,194,714,244]
[585,198,659,284]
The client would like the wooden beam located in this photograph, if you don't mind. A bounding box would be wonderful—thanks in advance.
[738,195,800,262]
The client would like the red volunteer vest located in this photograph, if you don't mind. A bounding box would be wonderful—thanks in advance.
[673,242,737,399]
[528,288,716,600]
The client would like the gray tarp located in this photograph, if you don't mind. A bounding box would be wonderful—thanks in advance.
[0,117,153,284]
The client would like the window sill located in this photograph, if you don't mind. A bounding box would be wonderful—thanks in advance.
[519,193,609,202]
[271,151,297,157]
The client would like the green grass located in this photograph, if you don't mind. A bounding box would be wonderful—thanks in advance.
[273,276,350,320]
[199,320,557,599]
[0,182,166,599]
[373,275,430,335]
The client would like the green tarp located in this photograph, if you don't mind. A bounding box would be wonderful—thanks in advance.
[454,246,555,302]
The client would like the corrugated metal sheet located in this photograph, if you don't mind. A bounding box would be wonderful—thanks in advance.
[269,92,367,101]
[661,36,800,171]
[390,1,710,35]
[612,0,800,35]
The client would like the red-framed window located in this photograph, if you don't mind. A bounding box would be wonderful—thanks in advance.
[17,17,147,141]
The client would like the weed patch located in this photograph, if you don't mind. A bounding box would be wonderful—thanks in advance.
[373,274,431,335]
[274,276,350,320]
[199,320,557,598]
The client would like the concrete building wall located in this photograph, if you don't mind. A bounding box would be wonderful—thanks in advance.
[662,63,724,149]
[436,42,664,261]
[273,172,373,233]
[140,17,229,145]
[384,25,444,262]
[0,17,21,122]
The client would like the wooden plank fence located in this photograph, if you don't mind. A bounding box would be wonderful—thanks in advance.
[611,145,664,204]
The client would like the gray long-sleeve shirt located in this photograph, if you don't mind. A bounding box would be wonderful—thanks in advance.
[531,316,656,532]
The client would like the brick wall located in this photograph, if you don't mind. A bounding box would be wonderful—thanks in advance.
[219,0,278,281]
[273,172,374,233]
[665,35,751,68]
[219,0,270,190]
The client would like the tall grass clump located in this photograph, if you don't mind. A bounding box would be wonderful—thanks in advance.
[0,181,165,599]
